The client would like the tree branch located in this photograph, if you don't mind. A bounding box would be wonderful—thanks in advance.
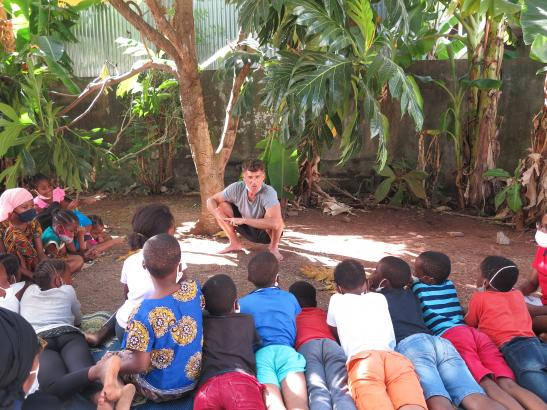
[58,61,176,118]
[216,62,251,169]
[144,0,183,56]
[109,0,178,58]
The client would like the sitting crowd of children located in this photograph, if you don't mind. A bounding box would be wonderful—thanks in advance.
[0,176,546,409]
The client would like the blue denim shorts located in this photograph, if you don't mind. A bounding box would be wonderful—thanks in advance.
[396,333,484,405]
[255,345,306,387]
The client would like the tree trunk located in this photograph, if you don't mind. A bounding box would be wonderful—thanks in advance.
[0,4,15,52]
[466,18,505,208]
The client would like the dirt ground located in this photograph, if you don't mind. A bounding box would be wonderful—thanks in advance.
[75,194,539,314]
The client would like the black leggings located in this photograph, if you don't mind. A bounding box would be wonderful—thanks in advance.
[39,332,96,398]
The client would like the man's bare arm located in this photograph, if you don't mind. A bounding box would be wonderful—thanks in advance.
[206,192,227,216]
[226,204,284,231]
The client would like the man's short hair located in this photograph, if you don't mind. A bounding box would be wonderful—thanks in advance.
[289,281,317,308]
[247,251,278,288]
[143,234,181,278]
[376,256,411,289]
[416,251,451,283]
[242,159,265,173]
[202,274,237,315]
[334,259,366,290]
[480,256,519,292]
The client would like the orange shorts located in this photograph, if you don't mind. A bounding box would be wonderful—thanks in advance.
[347,350,427,410]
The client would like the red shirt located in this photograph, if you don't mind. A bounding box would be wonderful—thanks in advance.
[465,290,535,347]
[295,307,336,350]
[531,246,547,305]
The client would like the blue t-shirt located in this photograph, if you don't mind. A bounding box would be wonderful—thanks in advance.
[41,226,81,251]
[411,279,465,336]
[123,280,203,394]
[239,287,301,347]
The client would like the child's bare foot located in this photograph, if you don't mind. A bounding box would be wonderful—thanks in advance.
[97,392,115,410]
[115,384,135,410]
[218,243,244,254]
[102,356,123,402]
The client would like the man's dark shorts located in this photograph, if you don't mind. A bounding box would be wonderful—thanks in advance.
[230,203,271,244]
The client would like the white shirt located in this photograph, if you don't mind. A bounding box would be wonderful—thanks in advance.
[20,284,82,334]
[326,292,396,359]
[115,250,188,329]
[0,282,25,313]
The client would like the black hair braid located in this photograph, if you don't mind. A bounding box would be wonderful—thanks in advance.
[33,259,66,291]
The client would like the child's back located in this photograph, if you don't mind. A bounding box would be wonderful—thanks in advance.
[239,286,300,346]
[290,281,356,410]
[239,252,308,410]
[465,256,547,403]
[329,259,426,410]
[124,279,203,394]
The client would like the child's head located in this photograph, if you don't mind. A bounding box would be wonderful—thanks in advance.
[129,204,175,250]
[375,256,411,290]
[142,233,181,279]
[52,210,79,243]
[0,254,19,287]
[202,274,237,315]
[479,256,518,292]
[334,259,366,293]
[415,251,451,285]
[33,259,66,290]
[535,213,547,248]
[288,281,317,308]
[29,173,52,199]
[247,251,279,288]
[88,214,104,237]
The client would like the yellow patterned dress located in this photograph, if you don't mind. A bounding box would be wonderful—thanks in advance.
[123,280,203,402]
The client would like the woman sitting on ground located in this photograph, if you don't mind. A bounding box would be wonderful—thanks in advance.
[0,188,47,280]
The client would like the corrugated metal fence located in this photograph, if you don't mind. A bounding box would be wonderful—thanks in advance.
[66,0,239,77]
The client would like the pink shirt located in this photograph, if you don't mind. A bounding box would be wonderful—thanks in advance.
[34,187,65,209]
[531,246,547,305]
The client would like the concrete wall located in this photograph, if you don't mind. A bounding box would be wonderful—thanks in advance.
[75,58,544,194]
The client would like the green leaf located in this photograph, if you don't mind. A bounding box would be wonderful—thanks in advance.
[116,74,140,97]
[520,0,547,45]
[530,35,547,63]
[484,168,511,178]
[0,103,20,122]
[36,36,65,61]
[0,123,27,157]
[158,79,179,91]
[390,186,405,206]
[267,139,299,199]
[376,164,395,178]
[507,184,523,212]
[402,170,427,200]
[374,177,395,203]
[346,0,375,52]
[480,0,521,17]
[494,187,508,210]
[462,79,503,89]
[43,57,80,94]
[291,0,354,52]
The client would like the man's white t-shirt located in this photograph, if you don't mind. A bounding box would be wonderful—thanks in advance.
[115,249,188,329]
[326,292,396,359]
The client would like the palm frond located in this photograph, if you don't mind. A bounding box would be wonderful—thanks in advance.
[290,0,355,52]
[346,0,376,53]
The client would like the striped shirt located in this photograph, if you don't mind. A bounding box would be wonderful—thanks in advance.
[411,280,464,336]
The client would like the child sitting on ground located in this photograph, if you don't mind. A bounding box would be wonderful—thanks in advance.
[289,280,356,410]
[0,188,47,279]
[194,274,265,409]
[114,233,203,402]
[115,204,186,341]
[465,256,547,403]
[41,210,85,273]
[81,215,125,259]
[372,256,505,410]
[239,252,308,410]
[0,254,24,313]
[328,259,426,410]
[19,259,135,408]
[29,173,94,229]
[413,251,544,409]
